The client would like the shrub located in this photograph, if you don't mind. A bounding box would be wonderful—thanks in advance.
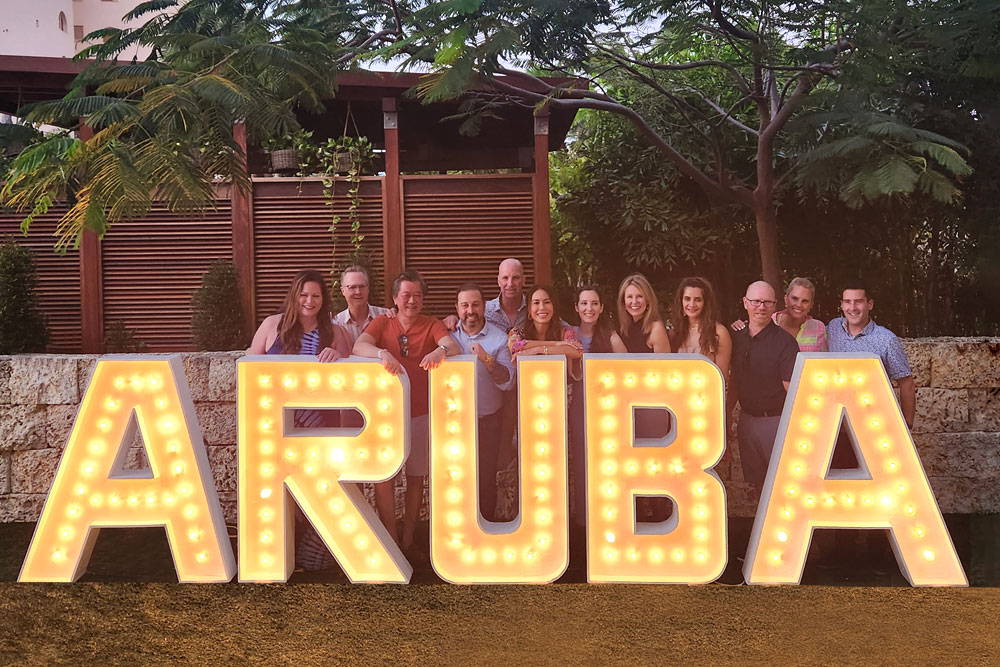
[0,239,49,353]
[104,320,147,353]
[191,260,248,350]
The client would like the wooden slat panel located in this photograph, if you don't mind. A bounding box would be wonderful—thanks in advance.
[100,203,232,352]
[253,179,385,322]
[0,208,82,352]
[403,176,535,318]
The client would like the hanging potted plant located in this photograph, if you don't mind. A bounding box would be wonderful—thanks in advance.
[314,134,375,293]
[263,129,313,174]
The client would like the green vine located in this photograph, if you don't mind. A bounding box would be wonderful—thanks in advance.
[306,135,375,306]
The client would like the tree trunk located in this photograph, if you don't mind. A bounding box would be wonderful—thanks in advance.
[753,199,783,292]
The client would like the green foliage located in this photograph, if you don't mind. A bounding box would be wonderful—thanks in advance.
[0,0,403,251]
[191,260,248,350]
[311,136,375,301]
[792,113,972,208]
[0,240,50,354]
[103,320,147,353]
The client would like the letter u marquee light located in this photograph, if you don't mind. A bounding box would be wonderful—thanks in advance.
[19,357,235,583]
[429,356,569,584]
[585,355,728,584]
[238,356,411,583]
[745,354,966,586]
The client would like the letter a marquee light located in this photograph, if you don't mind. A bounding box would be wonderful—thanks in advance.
[745,354,967,586]
[19,357,235,583]
[238,356,411,583]
[429,356,569,584]
[585,355,728,584]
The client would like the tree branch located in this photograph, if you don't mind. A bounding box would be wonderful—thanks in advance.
[485,74,749,206]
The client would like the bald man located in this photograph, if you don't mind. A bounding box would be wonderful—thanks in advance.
[729,280,800,491]
[485,258,527,332]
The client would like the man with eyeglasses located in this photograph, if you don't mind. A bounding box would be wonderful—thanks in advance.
[729,280,800,492]
[333,265,391,345]
[354,270,460,560]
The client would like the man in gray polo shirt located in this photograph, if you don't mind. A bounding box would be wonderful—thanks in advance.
[729,280,799,491]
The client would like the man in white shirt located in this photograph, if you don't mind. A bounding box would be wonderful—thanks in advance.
[333,265,391,345]
[450,283,516,522]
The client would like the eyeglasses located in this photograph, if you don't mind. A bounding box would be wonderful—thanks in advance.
[745,298,777,309]
[397,333,409,358]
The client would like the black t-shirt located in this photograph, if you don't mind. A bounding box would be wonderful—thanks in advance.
[731,321,798,416]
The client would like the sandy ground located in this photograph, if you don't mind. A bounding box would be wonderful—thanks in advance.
[1,520,998,664]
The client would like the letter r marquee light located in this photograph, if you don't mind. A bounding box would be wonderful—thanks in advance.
[19,357,235,583]
[237,356,411,583]
[745,354,967,586]
[429,356,569,584]
[585,355,728,584]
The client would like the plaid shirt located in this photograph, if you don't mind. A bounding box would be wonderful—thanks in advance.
[826,317,912,380]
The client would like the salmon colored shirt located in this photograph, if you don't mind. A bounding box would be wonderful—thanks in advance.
[364,314,449,417]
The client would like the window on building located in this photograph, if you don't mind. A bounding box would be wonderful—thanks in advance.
[74,25,84,42]
[58,12,67,32]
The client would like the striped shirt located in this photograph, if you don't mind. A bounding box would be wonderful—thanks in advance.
[773,311,828,352]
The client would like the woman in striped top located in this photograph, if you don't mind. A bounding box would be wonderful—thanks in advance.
[248,269,352,571]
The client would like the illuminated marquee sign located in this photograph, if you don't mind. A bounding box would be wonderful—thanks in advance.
[745,354,966,587]
[17,353,967,587]
[429,356,569,584]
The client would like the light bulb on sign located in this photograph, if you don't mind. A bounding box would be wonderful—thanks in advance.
[584,354,727,584]
[238,356,412,584]
[429,356,569,584]
[19,357,234,583]
[744,354,967,587]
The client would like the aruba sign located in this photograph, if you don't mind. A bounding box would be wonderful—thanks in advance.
[18,353,967,587]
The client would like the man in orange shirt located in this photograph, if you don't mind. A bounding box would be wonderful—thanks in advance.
[354,270,460,557]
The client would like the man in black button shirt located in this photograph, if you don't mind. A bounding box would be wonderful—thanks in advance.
[729,281,799,491]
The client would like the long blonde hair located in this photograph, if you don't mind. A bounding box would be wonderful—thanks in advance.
[617,273,661,335]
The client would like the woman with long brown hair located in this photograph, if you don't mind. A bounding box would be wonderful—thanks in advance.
[248,269,351,572]
[507,284,583,361]
[568,285,625,526]
[249,269,352,361]
[669,276,732,377]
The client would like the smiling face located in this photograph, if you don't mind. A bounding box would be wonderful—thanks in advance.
[841,288,873,329]
[575,289,603,325]
[298,281,324,321]
[682,286,705,322]
[497,259,524,302]
[393,280,424,319]
[743,281,777,328]
[456,288,485,334]
[785,284,814,320]
[340,270,370,309]
[623,284,648,321]
[529,288,554,327]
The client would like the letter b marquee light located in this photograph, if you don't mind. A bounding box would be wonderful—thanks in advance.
[19,357,235,583]
[745,354,966,586]
[585,355,728,584]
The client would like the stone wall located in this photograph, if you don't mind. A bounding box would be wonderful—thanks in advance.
[2,339,998,523]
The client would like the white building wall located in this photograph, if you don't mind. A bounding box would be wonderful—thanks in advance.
[0,0,77,58]
[0,0,152,59]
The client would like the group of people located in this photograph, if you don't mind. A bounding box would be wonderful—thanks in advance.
[249,258,916,567]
